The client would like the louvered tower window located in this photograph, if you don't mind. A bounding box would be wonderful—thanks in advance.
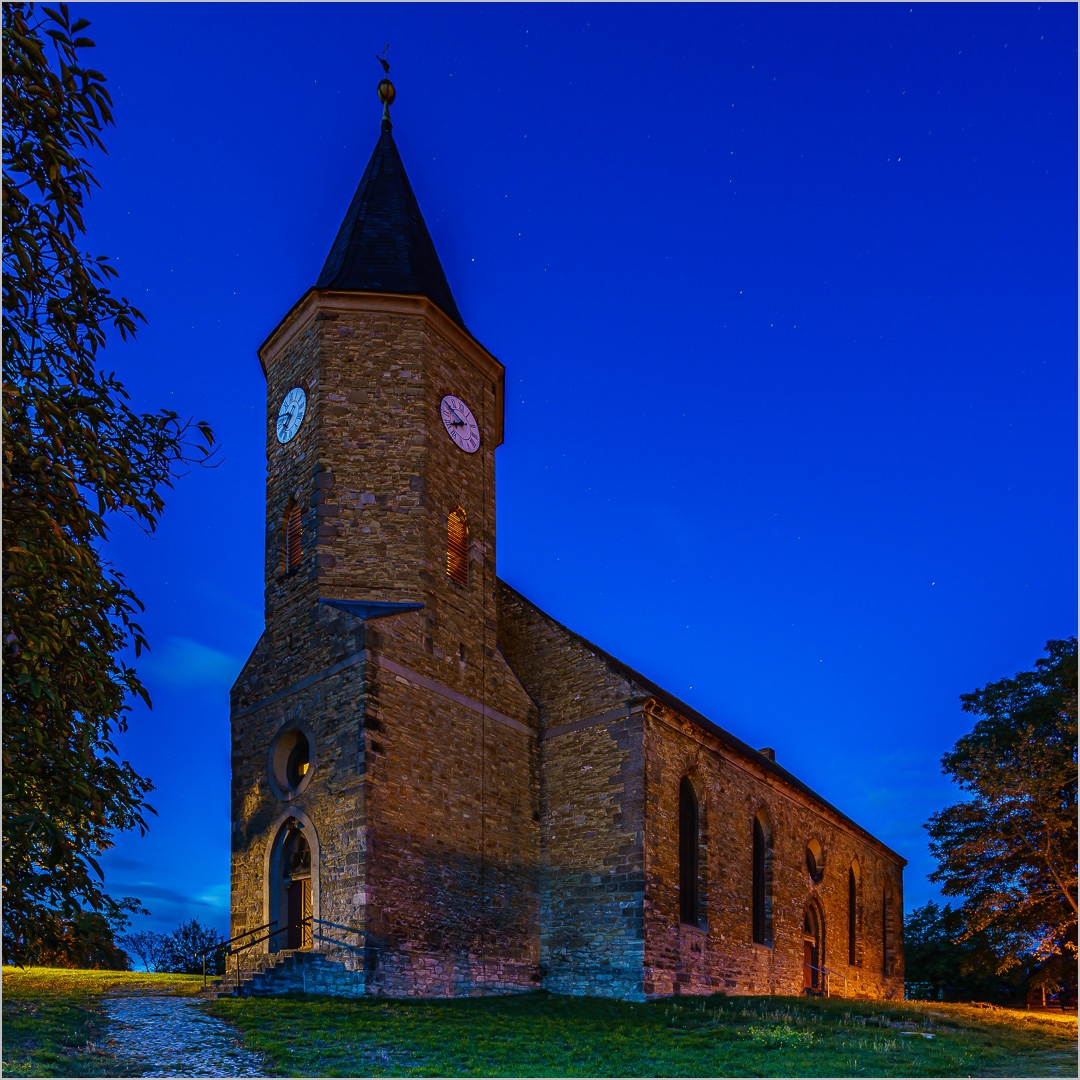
[447,507,469,586]
[285,501,302,574]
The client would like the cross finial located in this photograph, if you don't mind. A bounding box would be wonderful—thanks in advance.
[376,44,395,127]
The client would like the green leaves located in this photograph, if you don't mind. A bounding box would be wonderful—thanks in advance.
[2,2,214,963]
[926,639,1077,974]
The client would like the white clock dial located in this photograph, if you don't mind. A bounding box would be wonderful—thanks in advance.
[276,386,307,445]
[440,394,480,453]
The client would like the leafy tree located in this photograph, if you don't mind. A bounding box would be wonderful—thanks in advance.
[926,638,1077,975]
[119,918,225,974]
[2,2,213,962]
[117,928,170,973]
[903,902,1025,1003]
[159,917,225,975]
[30,896,144,970]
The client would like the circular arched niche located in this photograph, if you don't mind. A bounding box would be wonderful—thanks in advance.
[806,838,825,884]
[267,719,316,801]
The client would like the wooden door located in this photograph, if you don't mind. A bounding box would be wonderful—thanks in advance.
[300,878,312,948]
[287,879,311,948]
[803,941,813,988]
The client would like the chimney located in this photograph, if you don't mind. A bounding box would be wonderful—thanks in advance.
[758,747,776,762]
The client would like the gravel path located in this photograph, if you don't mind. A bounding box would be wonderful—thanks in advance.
[103,995,269,1078]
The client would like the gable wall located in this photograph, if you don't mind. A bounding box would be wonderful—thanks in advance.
[497,583,647,998]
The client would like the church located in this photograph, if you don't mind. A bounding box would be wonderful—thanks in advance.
[229,79,905,1001]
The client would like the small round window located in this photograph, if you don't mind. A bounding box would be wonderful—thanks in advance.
[285,734,310,788]
[268,722,315,800]
[806,838,825,883]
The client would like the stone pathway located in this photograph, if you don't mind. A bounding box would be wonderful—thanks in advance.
[103,996,269,1078]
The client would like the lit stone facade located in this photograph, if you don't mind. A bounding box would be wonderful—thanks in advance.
[229,115,905,1001]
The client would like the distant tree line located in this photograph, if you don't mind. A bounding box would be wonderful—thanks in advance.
[17,911,225,974]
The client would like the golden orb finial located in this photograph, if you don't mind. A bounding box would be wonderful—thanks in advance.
[376,45,394,124]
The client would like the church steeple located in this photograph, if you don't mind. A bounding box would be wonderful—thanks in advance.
[316,82,465,330]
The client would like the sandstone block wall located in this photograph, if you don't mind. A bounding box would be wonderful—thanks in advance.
[498,583,648,999]
[496,583,905,1003]
[359,630,539,996]
[641,703,905,1000]
[233,293,905,1004]
[229,619,369,957]
[232,295,541,997]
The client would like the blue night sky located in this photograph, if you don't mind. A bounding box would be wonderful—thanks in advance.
[71,3,1076,937]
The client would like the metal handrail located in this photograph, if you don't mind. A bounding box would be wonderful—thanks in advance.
[226,916,317,993]
[200,921,277,987]
[209,915,369,993]
[804,962,848,998]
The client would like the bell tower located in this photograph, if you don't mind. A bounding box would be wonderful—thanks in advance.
[230,76,540,996]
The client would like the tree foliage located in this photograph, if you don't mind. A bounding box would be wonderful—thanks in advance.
[926,638,1077,973]
[119,917,224,975]
[28,896,145,970]
[903,902,1026,1003]
[2,2,213,962]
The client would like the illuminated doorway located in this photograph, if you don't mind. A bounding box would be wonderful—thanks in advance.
[267,816,317,952]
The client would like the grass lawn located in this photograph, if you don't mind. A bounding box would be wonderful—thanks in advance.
[2,969,1075,1078]
[1,967,204,1077]
[207,991,1078,1077]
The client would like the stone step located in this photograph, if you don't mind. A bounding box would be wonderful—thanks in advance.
[226,948,365,997]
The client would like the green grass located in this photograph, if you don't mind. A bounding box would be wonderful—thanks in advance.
[206,991,1078,1077]
[1,967,204,1077]
[3,970,1075,1078]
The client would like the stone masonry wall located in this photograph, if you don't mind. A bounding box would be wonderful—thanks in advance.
[233,298,540,997]
[229,618,369,959]
[234,295,905,1004]
[497,583,647,999]
[359,648,539,995]
[641,702,906,1000]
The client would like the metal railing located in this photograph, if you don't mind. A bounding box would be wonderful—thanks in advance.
[199,921,276,988]
[229,917,309,993]
[199,916,367,994]
[804,962,848,998]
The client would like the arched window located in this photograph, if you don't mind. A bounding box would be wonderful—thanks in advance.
[882,887,896,976]
[752,812,773,946]
[803,900,825,992]
[284,500,302,574]
[848,859,863,966]
[447,506,469,585]
[679,777,700,926]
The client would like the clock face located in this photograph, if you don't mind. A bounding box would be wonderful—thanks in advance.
[276,386,307,445]
[440,394,480,453]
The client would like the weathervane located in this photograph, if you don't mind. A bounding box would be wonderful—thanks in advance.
[376,43,395,124]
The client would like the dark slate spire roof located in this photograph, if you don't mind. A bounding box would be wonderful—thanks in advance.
[316,118,465,329]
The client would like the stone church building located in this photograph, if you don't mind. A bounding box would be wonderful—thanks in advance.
[229,88,905,1001]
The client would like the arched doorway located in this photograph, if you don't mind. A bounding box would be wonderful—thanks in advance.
[282,825,313,949]
[803,901,824,992]
[265,815,318,952]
